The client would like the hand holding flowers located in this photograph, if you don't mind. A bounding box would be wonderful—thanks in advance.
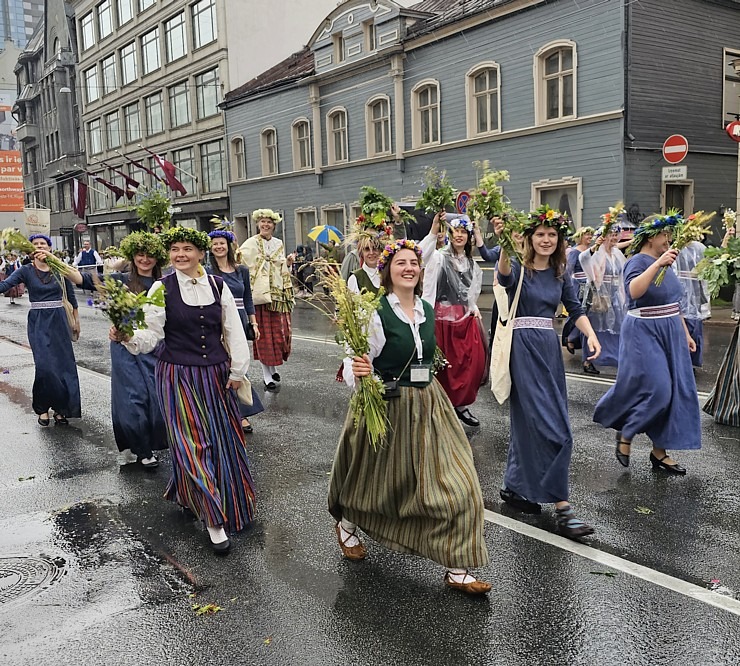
[96,276,166,339]
[654,210,713,286]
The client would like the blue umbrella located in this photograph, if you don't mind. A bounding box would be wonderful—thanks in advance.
[308,225,344,244]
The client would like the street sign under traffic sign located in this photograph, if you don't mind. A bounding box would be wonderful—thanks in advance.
[662,166,688,181]
[662,134,689,164]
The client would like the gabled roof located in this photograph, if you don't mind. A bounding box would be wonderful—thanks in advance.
[407,0,511,36]
[223,47,315,105]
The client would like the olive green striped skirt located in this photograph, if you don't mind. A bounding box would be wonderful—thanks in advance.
[328,380,489,569]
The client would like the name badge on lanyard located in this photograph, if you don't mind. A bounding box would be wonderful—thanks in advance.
[410,363,431,384]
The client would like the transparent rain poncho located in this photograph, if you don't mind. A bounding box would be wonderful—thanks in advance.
[675,241,711,320]
[579,244,627,334]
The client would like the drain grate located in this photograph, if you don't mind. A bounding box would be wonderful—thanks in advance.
[0,556,66,606]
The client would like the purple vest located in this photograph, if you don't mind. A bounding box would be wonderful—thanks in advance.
[157,273,229,366]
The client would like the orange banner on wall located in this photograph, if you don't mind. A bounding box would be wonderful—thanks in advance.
[0,151,24,212]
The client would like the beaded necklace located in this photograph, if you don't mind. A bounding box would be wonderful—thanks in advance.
[33,263,53,284]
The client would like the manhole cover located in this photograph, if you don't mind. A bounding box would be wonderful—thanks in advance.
[0,556,66,606]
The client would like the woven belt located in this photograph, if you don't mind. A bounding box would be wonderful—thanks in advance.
[572,272,587,280]
[627,303,680,318]
[677,270,698,280]
[234,298,244,309]
[512,316,554,330]
[30,300,63,309]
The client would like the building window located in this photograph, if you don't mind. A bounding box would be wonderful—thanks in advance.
[92,173,106,210]
[363,20,377,52]
[105,111,120,149]
[333,34,345,63]
[80,12,95,51]
[165,12,187,63]
[144,92,164,135]
[466,63,500,137]
[118,0,134,26]
[195,68,220,119]
[200,139,224,193]
[172,147,196,196]
[327,108,348,164]
[101,54,116,95]
[531,177,582,228]
[291,119,312,171]
[230,137,245,180]
[123,102,141,142]
[87,118,103,155]
[97,0,113,39]
[723,48,740,126]
[139,0,156,10]
[294,208,317,246]
[192,0,217,49]
[120,42,137,85]
[366,96,391,157]
[168,81,191,127]
[141,28,160,75]
[62,181,73,210]
[323,205,347,236]
[535,41,576,123]
[260,127,278,176]
[411,80,440,148]
[84,66,100,104]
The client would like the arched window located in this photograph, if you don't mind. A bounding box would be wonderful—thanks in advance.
[466,63,500,137]
[260,127,278,176]
[365,95,391,157]
[291,118,312,170]
[326,107,348,164]
[230,136,245,180]
[535,41,576,123]
[411,80,440,148]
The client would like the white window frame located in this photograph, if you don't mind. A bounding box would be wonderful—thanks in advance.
[363,20,377,52]
[291,118,312,171]
[466,62,501,138]
[411,79,440,149]
[84,66,100,104]
[260,127,278,176]
[138,0,156,11]
[192,0,217,49]
[200,139,225,193]
[333,34,346,63]
[105,110,120,149]
[80,12,95,51]
[534,39,577,125]
[530,176,583,228]
[722,48,740,127]
[230,136,245,180]
[144,92,164,136]
[195,68,221,119]
[168,80,191,128]
[164,12,187,63]
[101,54,117,95]
[172,146,196,197]
[123,102,141,143]
[118,0,134,27]
[120,42,137,86]
[141,27,161,76]
[321,203,348,236]
[326,106,349,165]
[87,118,103,155]
[294,206,318,247]
[365,94,392,157]
[660,180,695,216]
[97,0,113,40]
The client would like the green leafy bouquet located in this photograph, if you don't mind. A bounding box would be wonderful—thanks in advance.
[94,276,166,338]
[135,189,172,231]
[655,211,713,286]
[695,236,740,297]
[416,166,455,215]
[1,228,74,278]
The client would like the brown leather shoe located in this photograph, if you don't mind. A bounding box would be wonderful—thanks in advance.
[335,523,367,561]
[444,571,492,595]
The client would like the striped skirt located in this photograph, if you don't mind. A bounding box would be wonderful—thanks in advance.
[703,323,739,427]
[328,379,489,569]
[253,305,292,366]
[156,360,256,532]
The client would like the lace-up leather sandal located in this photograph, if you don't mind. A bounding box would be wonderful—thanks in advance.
[335,523,367,560]
[444,570,492,595]
[555,505,595,539]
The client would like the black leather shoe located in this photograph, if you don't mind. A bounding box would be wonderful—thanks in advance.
[211,538,231,555]
[272,372,281,382]
[583,362,600,375]
[500,488,542,514]
[615,440,630,467]
[650,452,686,475]
[37,415,50,427]
[264,381,277,391]
[455,408,480,427]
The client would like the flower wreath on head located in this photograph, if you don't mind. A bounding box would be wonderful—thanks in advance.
[160,226,211,251]
[29,234,53,247]
[570,225,596,241]
[120,231,168,266]
[208,229,236,243]
[252,208,282,224]
[447,215,475,233]
[377,239,423,272]
[625,210,683,256]
[521,204,571,236]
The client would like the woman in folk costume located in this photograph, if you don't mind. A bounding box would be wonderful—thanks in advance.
[329,240,491,595]
[594,213,700,475]
[674,238,710,367]
[113,227,255,554]
[1,253,25,303]
[419,213,487,428]
[83,232,168,468]
[346,234,382,295]
[0,235,84,426]
[239,209,294,392]
[562,226,595,355]
[207,229,265,432]
[493,206,600,538]
[578,210,627,374]
[703,319,740,427]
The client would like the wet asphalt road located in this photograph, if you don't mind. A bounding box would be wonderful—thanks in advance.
[1,294,739,666]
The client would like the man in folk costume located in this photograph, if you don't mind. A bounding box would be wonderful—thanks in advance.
[239,209,294,391]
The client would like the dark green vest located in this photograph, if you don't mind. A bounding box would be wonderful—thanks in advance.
[352,267,380,295]
[373,295,436,387]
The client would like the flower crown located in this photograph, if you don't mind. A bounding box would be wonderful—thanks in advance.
[522,205,571,235]
[626,210,683,256]
[160,226,211,251]
[29,234,53,247]
[208,229,236,243]
[252,208,282,224]
[377,239,423,271]
[571,226,595,240]
[448,215,474,233]
[120,231,168,265]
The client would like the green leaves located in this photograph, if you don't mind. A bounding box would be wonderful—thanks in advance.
[134,188,172,230]
[95,278,166,337]
[417,166,455,214]
[695,237,740,297]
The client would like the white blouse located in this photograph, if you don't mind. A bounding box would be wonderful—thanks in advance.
[122,268,250,380]
[347,263,381,294]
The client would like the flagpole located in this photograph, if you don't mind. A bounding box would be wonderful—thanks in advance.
[138,144,199,182]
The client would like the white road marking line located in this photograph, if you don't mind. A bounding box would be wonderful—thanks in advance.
[484,509,740,617]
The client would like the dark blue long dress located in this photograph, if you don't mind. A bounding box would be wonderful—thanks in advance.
[498,261,585,503]
[0,264,81,417]
[593,253,701,449]
[206,265,264,419]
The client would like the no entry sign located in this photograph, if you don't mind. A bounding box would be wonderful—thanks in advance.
[662,134,689,164]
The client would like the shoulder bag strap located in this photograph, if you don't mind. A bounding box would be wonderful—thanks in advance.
[501,266,525,324]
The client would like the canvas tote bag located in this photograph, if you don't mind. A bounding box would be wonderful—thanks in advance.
[490,266,524,405]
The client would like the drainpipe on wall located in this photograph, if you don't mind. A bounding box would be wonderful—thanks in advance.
[391,53,405,173]
[309,83,323,186]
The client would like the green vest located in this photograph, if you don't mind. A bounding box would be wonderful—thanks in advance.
[374,295,436,387]
[352,267,380,295]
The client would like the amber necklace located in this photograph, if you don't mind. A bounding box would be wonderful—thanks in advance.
[33,262,53,284]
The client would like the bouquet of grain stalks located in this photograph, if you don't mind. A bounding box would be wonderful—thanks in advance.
[0,228,74,278]
[655,211,714,286]
[93,275,166,338]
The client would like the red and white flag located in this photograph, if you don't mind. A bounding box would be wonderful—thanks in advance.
[72,178,87,219]
[143,147,188,196]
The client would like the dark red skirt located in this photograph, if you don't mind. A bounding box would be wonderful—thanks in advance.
[253,305,292,366]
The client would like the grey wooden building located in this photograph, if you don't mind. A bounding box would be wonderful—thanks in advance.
[222,0,740,250]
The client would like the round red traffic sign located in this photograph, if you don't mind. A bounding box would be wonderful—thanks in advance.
[662,134,689,164]
[726,121,740,143]
[455,191,470,214]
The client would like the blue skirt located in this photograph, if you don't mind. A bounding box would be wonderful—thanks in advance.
[506,328,572,503]
[110,342,167,456]
[593,315,701,449]
[28,308,81,418]
[685,318,703,367]
[582,331,620,367]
